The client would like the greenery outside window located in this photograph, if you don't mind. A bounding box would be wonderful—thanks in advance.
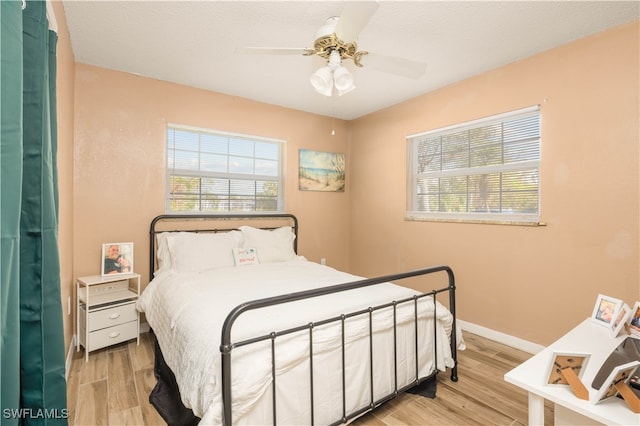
[167,125,284,213]
[406,106,541,224]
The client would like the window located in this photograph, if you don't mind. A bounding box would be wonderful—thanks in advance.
[406,106,540,224]
[166,125,284,213]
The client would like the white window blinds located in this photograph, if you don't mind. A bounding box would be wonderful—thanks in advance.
[406,106,541,224]
[167,125,284,213]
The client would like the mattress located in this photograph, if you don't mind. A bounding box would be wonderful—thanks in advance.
[137,257,460,425]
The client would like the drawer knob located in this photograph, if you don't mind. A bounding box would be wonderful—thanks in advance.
[108,313,121,320]
[108,331,121,339]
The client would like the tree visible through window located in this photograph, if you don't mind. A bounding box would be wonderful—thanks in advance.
[166,126,284,213]
[407,106,540,224]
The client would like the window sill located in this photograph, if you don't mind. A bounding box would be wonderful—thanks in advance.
[404,214,546,227]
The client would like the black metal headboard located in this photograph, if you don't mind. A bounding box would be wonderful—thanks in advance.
[149,213,299,280]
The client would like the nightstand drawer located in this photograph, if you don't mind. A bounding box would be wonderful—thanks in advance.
[87,302,137,331]
[87,320,138,351]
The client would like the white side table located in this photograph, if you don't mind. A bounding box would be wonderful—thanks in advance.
[504,318,639,425]
[76,273,141,361]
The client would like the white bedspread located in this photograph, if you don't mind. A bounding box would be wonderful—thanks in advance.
[137,258,461,425]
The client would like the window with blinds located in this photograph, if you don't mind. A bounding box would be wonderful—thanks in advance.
[406,106,541,224]
[166,125,284,213]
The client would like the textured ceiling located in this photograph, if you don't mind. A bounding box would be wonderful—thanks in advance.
[63,1,639,120]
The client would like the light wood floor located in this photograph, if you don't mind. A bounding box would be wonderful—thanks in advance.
[67,332,553,425]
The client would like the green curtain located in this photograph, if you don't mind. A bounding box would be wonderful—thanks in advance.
[1,1,67,424]
[1,0,25,421]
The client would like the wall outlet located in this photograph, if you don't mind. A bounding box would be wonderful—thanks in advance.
[320,258,326,265]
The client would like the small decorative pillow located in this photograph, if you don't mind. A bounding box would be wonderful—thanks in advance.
[239,226,296,263]
[167,231,242,273]
[233,247,259,266]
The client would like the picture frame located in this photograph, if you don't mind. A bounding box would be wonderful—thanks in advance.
[628,301,640,337]
[590,294,622,330]
[611,303,632,337]
[591,360,640,404]
[546,351,591,386]
[101,242,134,276]
[298,149,345,192]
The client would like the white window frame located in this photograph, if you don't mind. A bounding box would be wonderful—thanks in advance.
[166,124,285,214]
[406,106,541,225]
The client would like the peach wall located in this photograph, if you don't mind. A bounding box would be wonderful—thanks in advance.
[73,66,350,290]
[349,21,639,346]
[51,0,75,352]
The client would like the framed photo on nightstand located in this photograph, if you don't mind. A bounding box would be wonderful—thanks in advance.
[590,294,622,331]
[591,360,640,404]
[101,242,134,276]
[629,301,640,337]
[611,303,632,337]
[546,351,590,386]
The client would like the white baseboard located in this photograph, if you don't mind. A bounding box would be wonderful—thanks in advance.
[458,320,545,354]
[66,334,76,380]
[140,321,150,333]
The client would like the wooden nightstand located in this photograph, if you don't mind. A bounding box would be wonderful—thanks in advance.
[76,273,141,361]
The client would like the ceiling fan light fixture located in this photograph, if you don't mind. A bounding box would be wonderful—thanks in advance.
[241,3,430,100]
[310,50,356,97]
[336,83,355,97]
[310,66,333,96]
[333,66,354,94]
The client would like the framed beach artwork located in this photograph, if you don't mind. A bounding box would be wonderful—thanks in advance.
[101,242,134,276]
[299,149,345,192]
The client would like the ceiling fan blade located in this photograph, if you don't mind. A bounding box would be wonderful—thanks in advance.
[334,1,380,42]
[236,47,314,56]
[359,52,427,79]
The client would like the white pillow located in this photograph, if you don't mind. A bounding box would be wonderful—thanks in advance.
[166,231,242,273]
[239,226,296,263]
[156,232,172,272]
[155,231,192,273]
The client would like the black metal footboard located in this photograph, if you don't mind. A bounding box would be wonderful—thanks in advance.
[220,265,457,426]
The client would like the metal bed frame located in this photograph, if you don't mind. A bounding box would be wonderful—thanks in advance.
[149,213,458,426]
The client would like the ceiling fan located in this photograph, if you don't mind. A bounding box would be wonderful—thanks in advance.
[237,1,427,96]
